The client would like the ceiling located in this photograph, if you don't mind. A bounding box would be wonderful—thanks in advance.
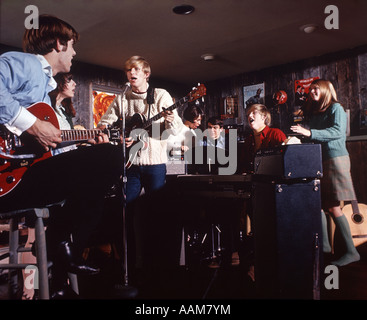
[1,0,367,86]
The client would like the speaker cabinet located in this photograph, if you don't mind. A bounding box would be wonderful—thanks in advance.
[253,179,322,299]
[254,144,323,179]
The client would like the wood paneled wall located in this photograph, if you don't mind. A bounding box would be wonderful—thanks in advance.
[204,45,367,137]
[203,45,367,203]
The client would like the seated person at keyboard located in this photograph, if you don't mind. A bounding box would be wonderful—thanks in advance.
[241,104,286,173]
[239,104,286,279]
[188,116,230,174]
[199,116,226,149]
[187,117,239,267]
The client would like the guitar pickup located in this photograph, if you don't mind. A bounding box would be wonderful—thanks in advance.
[107,126,120,141]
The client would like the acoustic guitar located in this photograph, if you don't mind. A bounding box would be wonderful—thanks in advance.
[0,102,120,197]
[342,200,367,247]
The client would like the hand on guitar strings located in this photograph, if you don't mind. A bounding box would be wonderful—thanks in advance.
[26,118,62,151]
[89,132,110,145]
[94,125,121,145]
[124,137,134,148]
[161,109,174,124]
[116,134,134,148]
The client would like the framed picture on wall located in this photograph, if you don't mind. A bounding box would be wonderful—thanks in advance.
[294,77,319,104]
[224,96,239,118]
[243,83,265,109]
[91,84,121,128]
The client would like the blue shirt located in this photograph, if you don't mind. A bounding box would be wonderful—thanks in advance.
[199,134,227,150]
[0,51,55,134]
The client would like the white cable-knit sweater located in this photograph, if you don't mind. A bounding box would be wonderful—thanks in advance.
[99,86,183,165]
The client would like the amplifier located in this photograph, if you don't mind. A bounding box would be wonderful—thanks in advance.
[254,144,323,179]
[253,179,322,299]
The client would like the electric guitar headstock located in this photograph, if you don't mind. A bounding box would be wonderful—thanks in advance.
[188,83,206,102]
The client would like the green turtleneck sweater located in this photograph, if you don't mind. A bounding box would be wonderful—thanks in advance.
[308,102,348,161]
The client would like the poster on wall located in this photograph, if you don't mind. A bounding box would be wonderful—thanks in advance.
[223,96,239,119]
[293,76,319,122]
[92,89,117,128]
[243,83,265,109]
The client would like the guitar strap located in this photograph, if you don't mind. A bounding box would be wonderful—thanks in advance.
[147,85,155,119]
[147,85,155,105]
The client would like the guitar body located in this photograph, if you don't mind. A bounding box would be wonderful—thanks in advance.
[126,113,145,134]
[125,113,149,169]
[1,102,120,197]
[342,201,367,247]
[0,103,56,197]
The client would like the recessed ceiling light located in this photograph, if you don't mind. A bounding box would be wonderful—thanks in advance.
[173,5,195,15]
[300,24,318,33]
[201,54,215,61]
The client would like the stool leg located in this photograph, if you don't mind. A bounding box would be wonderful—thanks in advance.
[67,272,79,295]
[34,216,49,299]
[8,218,20,298]
[210,224,216,259]
[21,228,36,300]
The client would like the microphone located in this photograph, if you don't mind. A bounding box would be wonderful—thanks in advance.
[121,82,130,95]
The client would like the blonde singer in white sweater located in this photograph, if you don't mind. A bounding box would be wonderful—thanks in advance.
[98,56,183,203]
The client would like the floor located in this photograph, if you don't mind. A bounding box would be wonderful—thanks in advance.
[1,236,366,301]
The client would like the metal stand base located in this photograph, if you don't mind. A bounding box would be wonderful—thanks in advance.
[114,284,138,299]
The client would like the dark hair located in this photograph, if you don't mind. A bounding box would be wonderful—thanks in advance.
[23,14,79,55]
[49,73,76,117]
[207,116,223,128]
[183,104,203,122]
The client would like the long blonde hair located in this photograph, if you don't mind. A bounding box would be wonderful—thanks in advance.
[303,79,339,117]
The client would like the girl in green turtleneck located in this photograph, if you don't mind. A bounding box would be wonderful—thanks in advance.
[291,79,360,267]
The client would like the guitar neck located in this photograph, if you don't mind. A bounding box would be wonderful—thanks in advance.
[61,129,103,142]
[142,96,189,129]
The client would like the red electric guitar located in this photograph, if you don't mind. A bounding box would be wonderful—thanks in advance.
[0,102,120,197]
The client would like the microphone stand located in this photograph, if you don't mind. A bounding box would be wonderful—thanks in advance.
[114,83,138,298]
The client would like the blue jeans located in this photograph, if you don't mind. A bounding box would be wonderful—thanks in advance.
[126,164,167,204]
